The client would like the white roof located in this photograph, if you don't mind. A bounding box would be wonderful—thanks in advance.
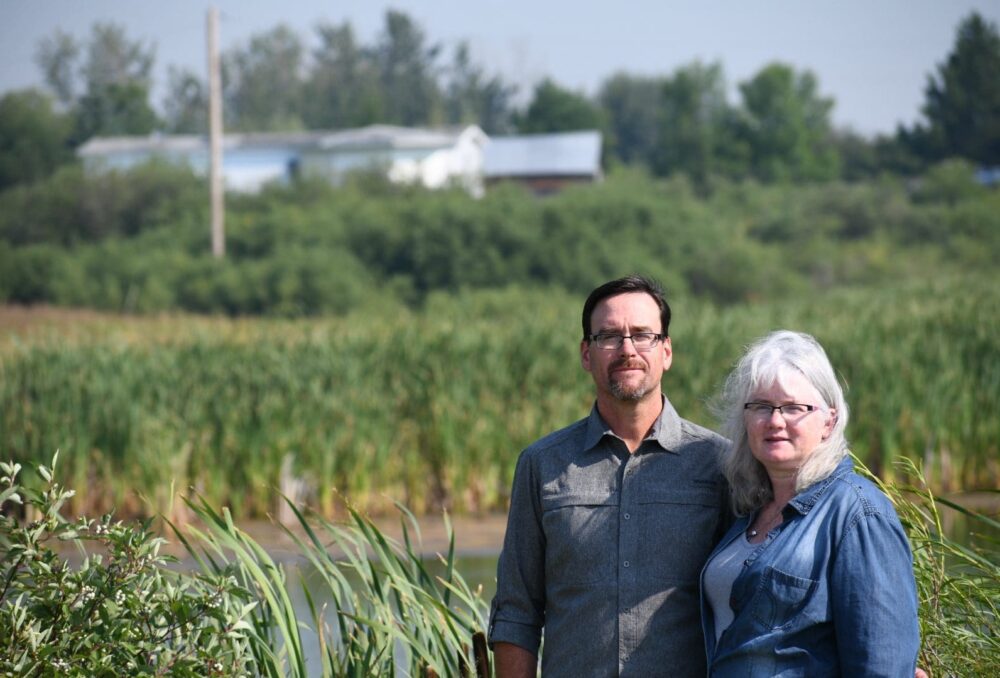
[77,131,330,156]
[77,125,485,157]
[315,124,479,151]
[483,130,602,178]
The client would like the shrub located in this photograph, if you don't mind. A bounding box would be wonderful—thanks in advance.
[0,454,258,676]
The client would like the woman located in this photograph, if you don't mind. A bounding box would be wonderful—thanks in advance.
[700,330,919,676]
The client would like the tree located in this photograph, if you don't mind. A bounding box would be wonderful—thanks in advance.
[517,79,604,134]
[74,81,159,139]
[598,72,664,166]
[735,63,839,181]
[80,22,154,94]
[35,30,79,107]
[920,12,1000,165]
[35,22,158,141]
[0,89,74,190]
[162,67,208,134]
[302,22,382,129]
[223,25,305,131]
[829,129,879,181]
[443,42,516,133]
[375,10,443,126]
[653,61,735,181]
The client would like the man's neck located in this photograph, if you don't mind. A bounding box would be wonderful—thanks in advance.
[596,393,663,453]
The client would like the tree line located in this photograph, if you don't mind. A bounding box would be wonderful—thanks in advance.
[1,10,998,193]
[1,159,997,314]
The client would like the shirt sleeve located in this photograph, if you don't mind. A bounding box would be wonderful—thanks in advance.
[830,507,920,677]
[488,449,546,654]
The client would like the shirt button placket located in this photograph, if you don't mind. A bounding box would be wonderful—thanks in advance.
[621,457,638,581]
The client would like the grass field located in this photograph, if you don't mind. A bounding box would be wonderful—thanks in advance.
[1,273,997,520]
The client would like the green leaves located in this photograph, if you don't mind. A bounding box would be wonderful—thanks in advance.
[0,455,258,676]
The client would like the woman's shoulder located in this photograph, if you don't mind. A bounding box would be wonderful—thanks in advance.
[823,466,901,524]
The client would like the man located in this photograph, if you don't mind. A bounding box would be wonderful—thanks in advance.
[489,275,730,677]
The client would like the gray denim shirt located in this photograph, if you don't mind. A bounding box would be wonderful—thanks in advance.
[489,397,730,677]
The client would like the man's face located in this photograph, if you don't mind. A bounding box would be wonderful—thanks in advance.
[581,292,673,403]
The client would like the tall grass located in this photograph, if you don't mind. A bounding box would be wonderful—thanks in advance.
[859,457,1000,673]
[173,496,491,677]
[1,274,998,519]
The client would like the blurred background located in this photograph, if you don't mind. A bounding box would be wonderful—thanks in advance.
[0,2,997,531]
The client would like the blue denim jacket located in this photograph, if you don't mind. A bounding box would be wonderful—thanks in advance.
[700,458,919,677]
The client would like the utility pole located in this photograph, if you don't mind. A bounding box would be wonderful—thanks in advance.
[207,7,225,258]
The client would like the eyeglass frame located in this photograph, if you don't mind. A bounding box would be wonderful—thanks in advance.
[586,332,665,351]
[743,402,821,418]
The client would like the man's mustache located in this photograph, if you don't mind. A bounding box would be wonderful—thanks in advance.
[610,359,646,372]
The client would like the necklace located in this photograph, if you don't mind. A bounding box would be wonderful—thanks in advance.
[746,506,784,539]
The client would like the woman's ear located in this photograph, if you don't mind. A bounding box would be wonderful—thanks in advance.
[822,407,837,439]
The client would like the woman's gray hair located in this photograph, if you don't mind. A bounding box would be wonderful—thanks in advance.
[715,330,850,515]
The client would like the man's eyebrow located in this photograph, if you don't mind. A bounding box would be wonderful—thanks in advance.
[595,325,658,334]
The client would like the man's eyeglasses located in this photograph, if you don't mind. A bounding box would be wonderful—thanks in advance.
[743,402,819,419]
[588,332,664,351]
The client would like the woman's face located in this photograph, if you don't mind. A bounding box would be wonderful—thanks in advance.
[745,370,836,477]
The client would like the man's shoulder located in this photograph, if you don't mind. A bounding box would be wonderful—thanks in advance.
[677,417,729,451]
[521,417,590,458]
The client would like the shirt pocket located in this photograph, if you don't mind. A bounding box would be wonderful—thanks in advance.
[541,491,618,586]
[639,488,721,584]
[750,566,818,630]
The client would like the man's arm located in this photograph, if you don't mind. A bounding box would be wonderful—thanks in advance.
[489,451,546,663]
[494,642,537,678]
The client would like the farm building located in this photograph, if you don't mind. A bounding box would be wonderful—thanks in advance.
[77,124,488,194]
[482,130,603,194]
[77,126,601,196]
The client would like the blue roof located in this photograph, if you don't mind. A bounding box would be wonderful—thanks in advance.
[483,130,602,178]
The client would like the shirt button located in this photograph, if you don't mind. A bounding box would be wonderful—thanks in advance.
[624,512,631,520]
[623,560,630,568]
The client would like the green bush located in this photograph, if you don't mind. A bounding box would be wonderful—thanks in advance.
[0,454,258,676]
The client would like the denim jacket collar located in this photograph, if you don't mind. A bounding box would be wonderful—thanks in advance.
[787,456,855,515]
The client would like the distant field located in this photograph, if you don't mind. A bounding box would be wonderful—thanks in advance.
[2,274,997,520]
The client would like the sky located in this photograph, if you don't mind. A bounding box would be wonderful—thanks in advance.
[2,0,998,137]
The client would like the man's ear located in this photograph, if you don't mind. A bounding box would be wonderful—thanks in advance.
[581,339,592,371]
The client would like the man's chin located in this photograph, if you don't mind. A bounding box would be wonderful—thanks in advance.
[610,383,651,402]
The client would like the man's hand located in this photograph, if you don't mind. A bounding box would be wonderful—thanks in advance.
[915,669,929,678]
[494,641,537,678]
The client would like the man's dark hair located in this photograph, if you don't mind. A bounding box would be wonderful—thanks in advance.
[581,274,671,339]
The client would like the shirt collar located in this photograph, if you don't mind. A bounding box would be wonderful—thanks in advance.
[583,395,684,454]
[787,456,855,514]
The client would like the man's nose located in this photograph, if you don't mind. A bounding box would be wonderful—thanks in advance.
[618,336,640,354]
